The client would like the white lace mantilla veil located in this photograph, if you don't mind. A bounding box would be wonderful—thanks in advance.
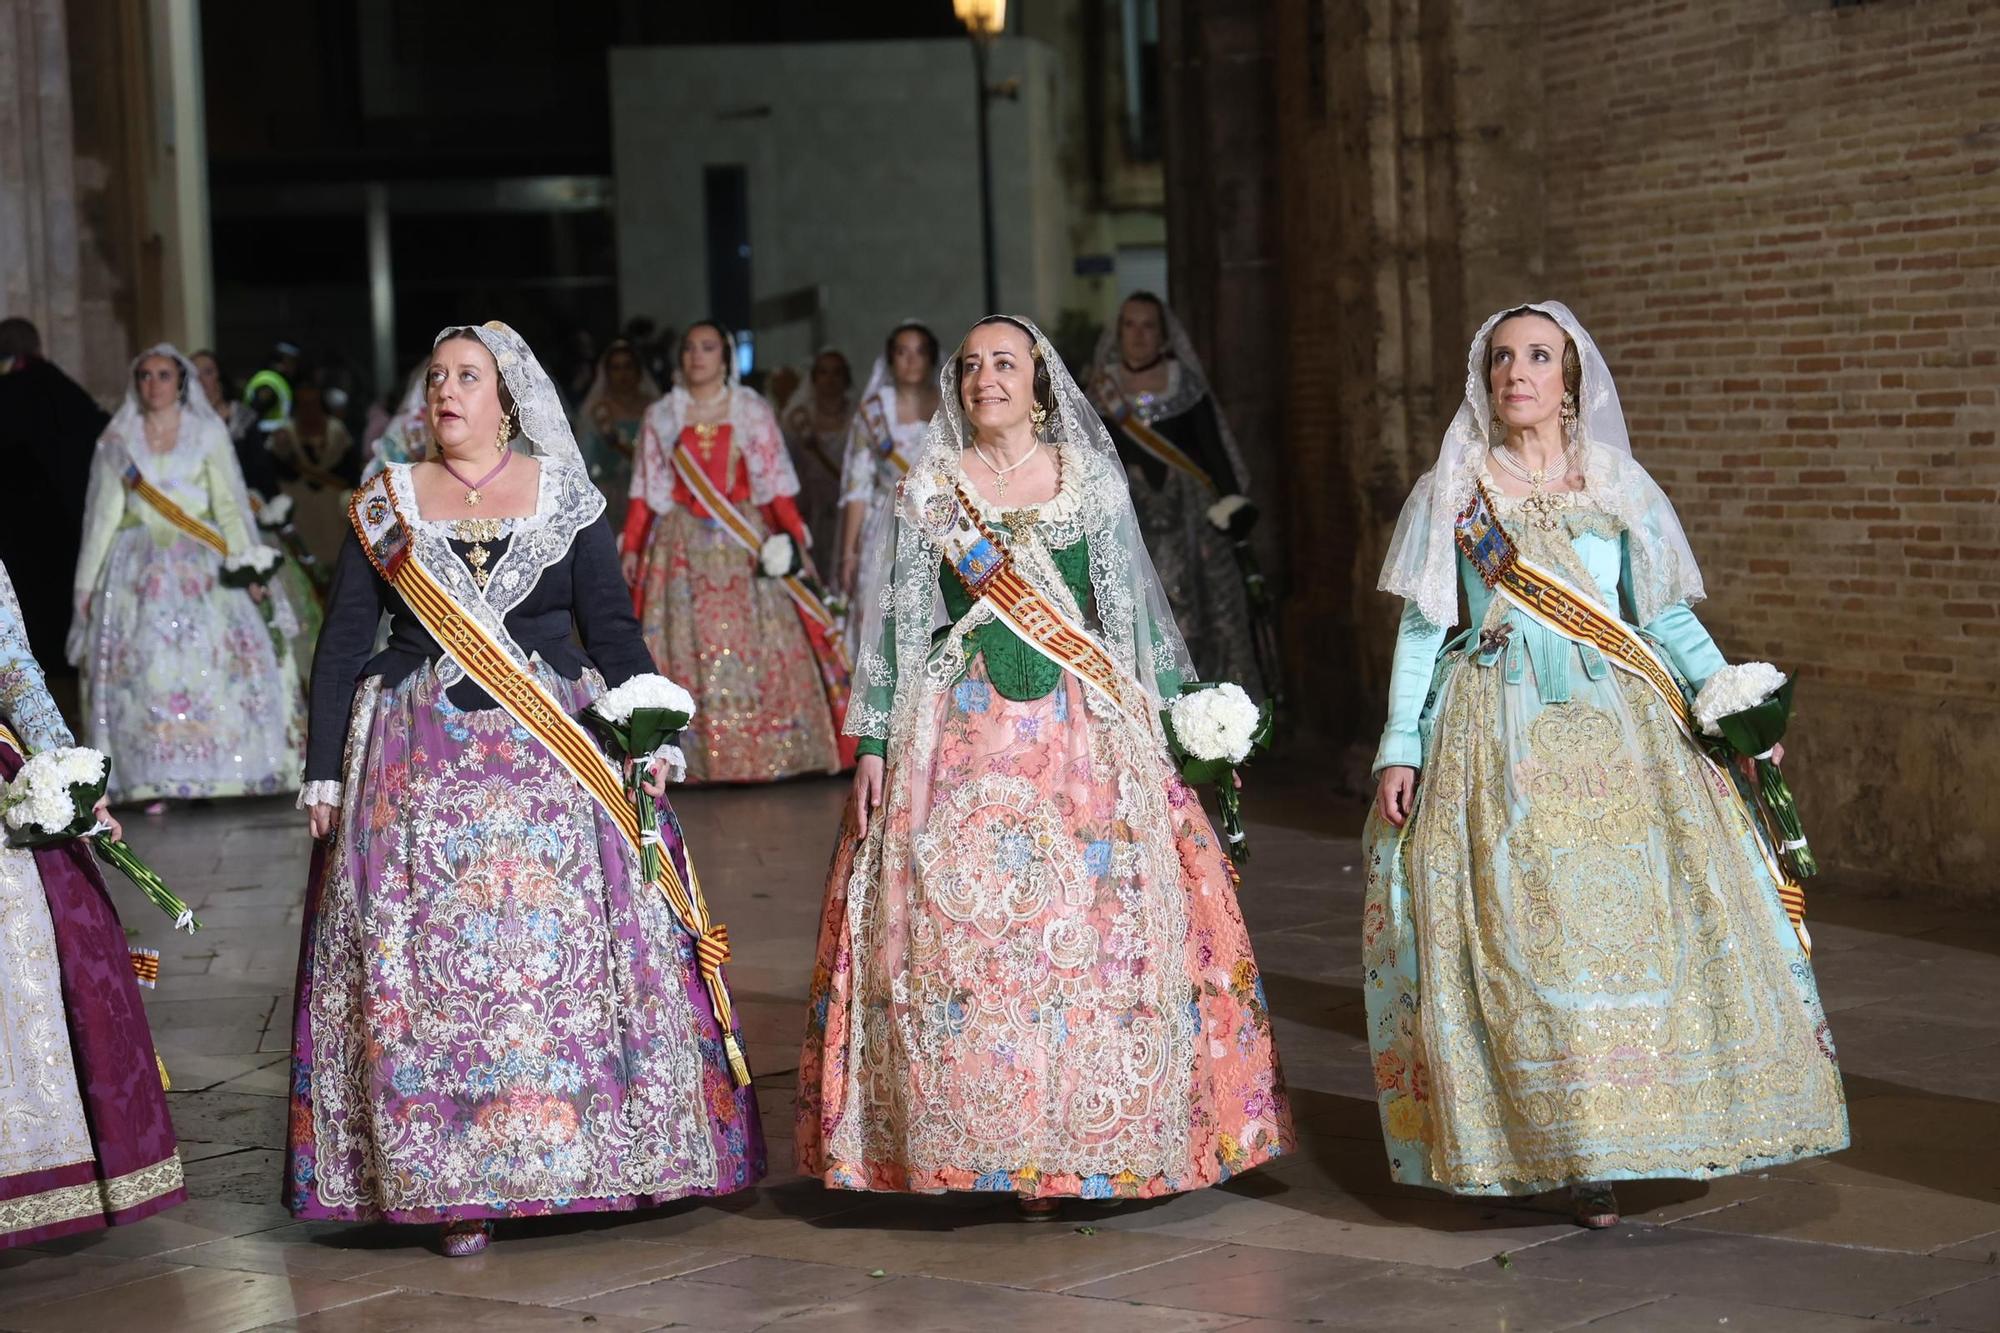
[573,339,663,434]
[435,322,588,466]
[632,323,799,514]
[1089,296,1252,491]
[840,320,936,507]
[363,363,431,479]
[1377,299,1706,631]
[72,343,276,660]
[99,342,248,510]
[844,315,1196,754]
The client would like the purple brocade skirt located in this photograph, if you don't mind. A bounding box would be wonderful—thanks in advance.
[0,745,186,1249]
[283,664,765,1223]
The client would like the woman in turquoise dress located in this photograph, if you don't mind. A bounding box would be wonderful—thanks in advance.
[1364,302,1848,1228]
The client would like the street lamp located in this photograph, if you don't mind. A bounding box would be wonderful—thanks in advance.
[955,0,1009,314]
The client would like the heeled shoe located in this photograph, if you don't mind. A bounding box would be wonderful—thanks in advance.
[1014,1195,1063,1222]
[440,1219,493,1256]
[1570,1183,1619,1229]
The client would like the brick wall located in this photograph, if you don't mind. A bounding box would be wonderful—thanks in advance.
[1539,0,2000,892]
[1230,0,2000,893]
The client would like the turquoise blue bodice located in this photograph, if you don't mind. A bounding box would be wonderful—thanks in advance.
[1374,525,1725,773]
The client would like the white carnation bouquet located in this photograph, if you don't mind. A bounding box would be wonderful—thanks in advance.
[250,492,330,597]
[219,544,291,659]
[1,746,200,931]
[588,673,696,787]
[1203,494,1278,698]
[587,671,696,841]
[3,747,107,840]
[1691,661,1816,879]
[759,532,802,580]
[1161,681,1274,862]
[254,493,294,528]
[1205,494,1258,538]
[220,544,283,586]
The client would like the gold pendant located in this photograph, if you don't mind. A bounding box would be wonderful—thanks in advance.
[465,543,491,587]
[1520,488,1564,532]
[465,489,481,506]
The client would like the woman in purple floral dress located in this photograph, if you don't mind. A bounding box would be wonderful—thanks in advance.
[286,322,763,1257]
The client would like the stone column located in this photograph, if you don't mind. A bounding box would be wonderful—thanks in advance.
[0,0,86,372]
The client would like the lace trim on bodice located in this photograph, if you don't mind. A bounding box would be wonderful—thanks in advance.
[386,459,605,686]
[958,442,1088,550]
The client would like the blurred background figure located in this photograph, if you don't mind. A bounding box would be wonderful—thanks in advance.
[362,364,432,480]
[573,336,661,502]
[624,322,852,783]
[838,322,937,659]
[0,318,103,674]
[69,345,304,811]
[271,381,355,565]
[190,348,277,497]
[1088,292,1263,694]
[779,347,854,564]
[243,341,300,444]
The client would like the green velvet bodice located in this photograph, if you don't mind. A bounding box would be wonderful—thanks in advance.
[937,536,1094,702]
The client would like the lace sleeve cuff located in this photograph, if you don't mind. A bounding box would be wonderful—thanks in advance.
[297,780,343,810]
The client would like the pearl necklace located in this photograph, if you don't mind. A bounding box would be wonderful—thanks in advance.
[1490,441,1580,532]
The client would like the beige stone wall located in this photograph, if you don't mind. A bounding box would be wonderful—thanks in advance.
[1,0,86,372]
[3,0,202,402]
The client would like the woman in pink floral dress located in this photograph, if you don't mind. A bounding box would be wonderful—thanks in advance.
[796,317,1292,1219]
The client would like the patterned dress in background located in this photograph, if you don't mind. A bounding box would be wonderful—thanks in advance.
[627,390,851,783]
[70,414,304,802]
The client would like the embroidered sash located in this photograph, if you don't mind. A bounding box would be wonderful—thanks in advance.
[921,482,1153,726]
[857,397,911,475]
[669,439,843,642]
[1455,484,1809,949]
[348,475,751,1084]
[1100,388,1214,492]
[124,464,228,556]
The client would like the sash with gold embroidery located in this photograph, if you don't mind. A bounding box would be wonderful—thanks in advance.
[1455,483,1809,949]
[919,483,1154,726]
[348,474,751,1084]
[123,464,228,556]
[669,440,844,643]
[857,397,911,475]
[1099,387,1215,492]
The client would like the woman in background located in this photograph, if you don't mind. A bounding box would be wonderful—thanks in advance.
[574,337,661,502]
[624,321,851,782]
[70,345,303,809]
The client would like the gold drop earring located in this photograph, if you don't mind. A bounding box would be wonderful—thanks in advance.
[496,410,514,454]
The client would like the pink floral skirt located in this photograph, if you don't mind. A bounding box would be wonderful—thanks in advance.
[797,659,1293,1199]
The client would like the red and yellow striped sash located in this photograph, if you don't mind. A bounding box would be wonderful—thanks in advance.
[858,398,911,475]
[124,464,228,556]
[671,444,842,639]
[348,475,750,1083]
[1457,484,1810,950]
[1102,393,1214,491]
[937,484,1153,727]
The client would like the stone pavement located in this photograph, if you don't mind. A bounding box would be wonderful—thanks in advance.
[3,770,1997,1332]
